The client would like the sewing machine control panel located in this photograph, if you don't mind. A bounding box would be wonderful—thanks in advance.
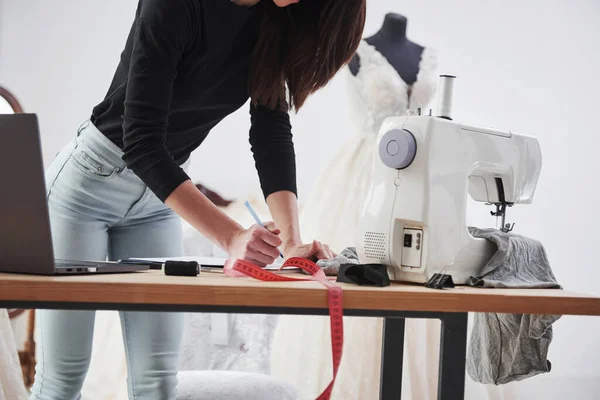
[402,229,423,268]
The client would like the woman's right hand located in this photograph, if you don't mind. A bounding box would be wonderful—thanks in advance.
[227,222,283,267]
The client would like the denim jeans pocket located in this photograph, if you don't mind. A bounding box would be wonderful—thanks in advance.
[70,144,122,180]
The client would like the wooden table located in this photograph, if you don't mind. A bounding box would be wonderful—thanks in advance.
[2,270,600,400]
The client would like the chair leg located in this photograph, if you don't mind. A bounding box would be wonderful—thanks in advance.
[22,309,36,388]
[9,307,36,388]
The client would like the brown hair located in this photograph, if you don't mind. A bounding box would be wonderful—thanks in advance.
[250,0,366,111]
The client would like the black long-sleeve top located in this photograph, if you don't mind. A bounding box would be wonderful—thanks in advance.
[90,0,296,202]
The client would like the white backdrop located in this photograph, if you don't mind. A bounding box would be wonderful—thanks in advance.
[1,0,599,398]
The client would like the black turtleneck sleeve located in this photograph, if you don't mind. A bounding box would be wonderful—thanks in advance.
[120,0,197,202]
[249,103,297,199]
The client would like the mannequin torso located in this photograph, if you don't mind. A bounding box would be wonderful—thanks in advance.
[349,13,423,85]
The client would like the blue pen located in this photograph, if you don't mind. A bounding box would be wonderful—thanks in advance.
[244,201,284,258]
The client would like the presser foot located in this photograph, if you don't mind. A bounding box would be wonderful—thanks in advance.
[501,223,515,233]
[487,202,515,233]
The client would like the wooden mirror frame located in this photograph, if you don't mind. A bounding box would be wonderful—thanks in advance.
[0,86,24,113]
[2,86,35,388]
[2,86,25,322]
[3,85,26,320]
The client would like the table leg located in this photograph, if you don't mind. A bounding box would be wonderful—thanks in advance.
[380,317,406,400]
[437,312,468,400]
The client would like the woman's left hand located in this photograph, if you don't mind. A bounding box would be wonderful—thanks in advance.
[284,240,336,262]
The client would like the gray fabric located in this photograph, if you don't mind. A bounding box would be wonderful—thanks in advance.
[466,227,562,385]
[467,227,561,289]
[316,246,360,276]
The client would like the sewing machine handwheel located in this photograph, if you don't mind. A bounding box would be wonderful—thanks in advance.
[379,129,417,169]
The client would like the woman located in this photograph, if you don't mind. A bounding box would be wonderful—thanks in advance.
[30,0,366,398]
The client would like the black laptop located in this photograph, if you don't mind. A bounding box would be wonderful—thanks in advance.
[0,114,149,275]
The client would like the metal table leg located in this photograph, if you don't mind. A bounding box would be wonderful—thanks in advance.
[437,312,468,400]
[380,317,406,400]
[1,300,470,400]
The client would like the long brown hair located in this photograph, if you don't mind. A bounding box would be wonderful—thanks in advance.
[250,0,366,111]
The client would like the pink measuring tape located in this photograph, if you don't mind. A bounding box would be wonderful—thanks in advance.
[225,257,344,400]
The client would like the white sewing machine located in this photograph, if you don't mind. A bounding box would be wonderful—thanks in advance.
[356,76,542,284]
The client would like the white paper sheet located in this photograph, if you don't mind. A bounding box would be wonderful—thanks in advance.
[135,256,298,271]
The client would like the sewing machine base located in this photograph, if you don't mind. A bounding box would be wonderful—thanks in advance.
[389,235,497,285]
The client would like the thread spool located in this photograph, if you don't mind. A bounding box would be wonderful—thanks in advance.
[436,75,456,120]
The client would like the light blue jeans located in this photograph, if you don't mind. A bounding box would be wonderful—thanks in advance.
[30,121,187,400]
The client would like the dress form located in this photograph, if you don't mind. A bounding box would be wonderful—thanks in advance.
[349,13,424,86]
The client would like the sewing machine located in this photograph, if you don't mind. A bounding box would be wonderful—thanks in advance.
[356,76,542,284]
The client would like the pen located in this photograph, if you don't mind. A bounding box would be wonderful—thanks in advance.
[244,200,284,258]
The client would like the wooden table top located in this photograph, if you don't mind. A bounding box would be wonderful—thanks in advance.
[1,270,599,316]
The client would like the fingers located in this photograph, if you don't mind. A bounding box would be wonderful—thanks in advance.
[234,250,273,267]
[288,240,336,261]
[311,240,320,252]
[324,244,336,259]
[253,224,282,247]
[228,224,282,267]
[249,237,280,260]
[240,245,275,266]
[244,224,281,264]
[263,221,281,235]
[299,240,322,262]
[318,243,332,259]
[305,241,335,260]
[312,241,334,260]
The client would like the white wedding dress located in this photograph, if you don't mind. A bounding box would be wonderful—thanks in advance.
[0,309,29,400]
[270,40,442,400]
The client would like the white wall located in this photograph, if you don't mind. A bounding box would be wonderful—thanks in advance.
[1,0,599,398]
[0,0,354,201]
